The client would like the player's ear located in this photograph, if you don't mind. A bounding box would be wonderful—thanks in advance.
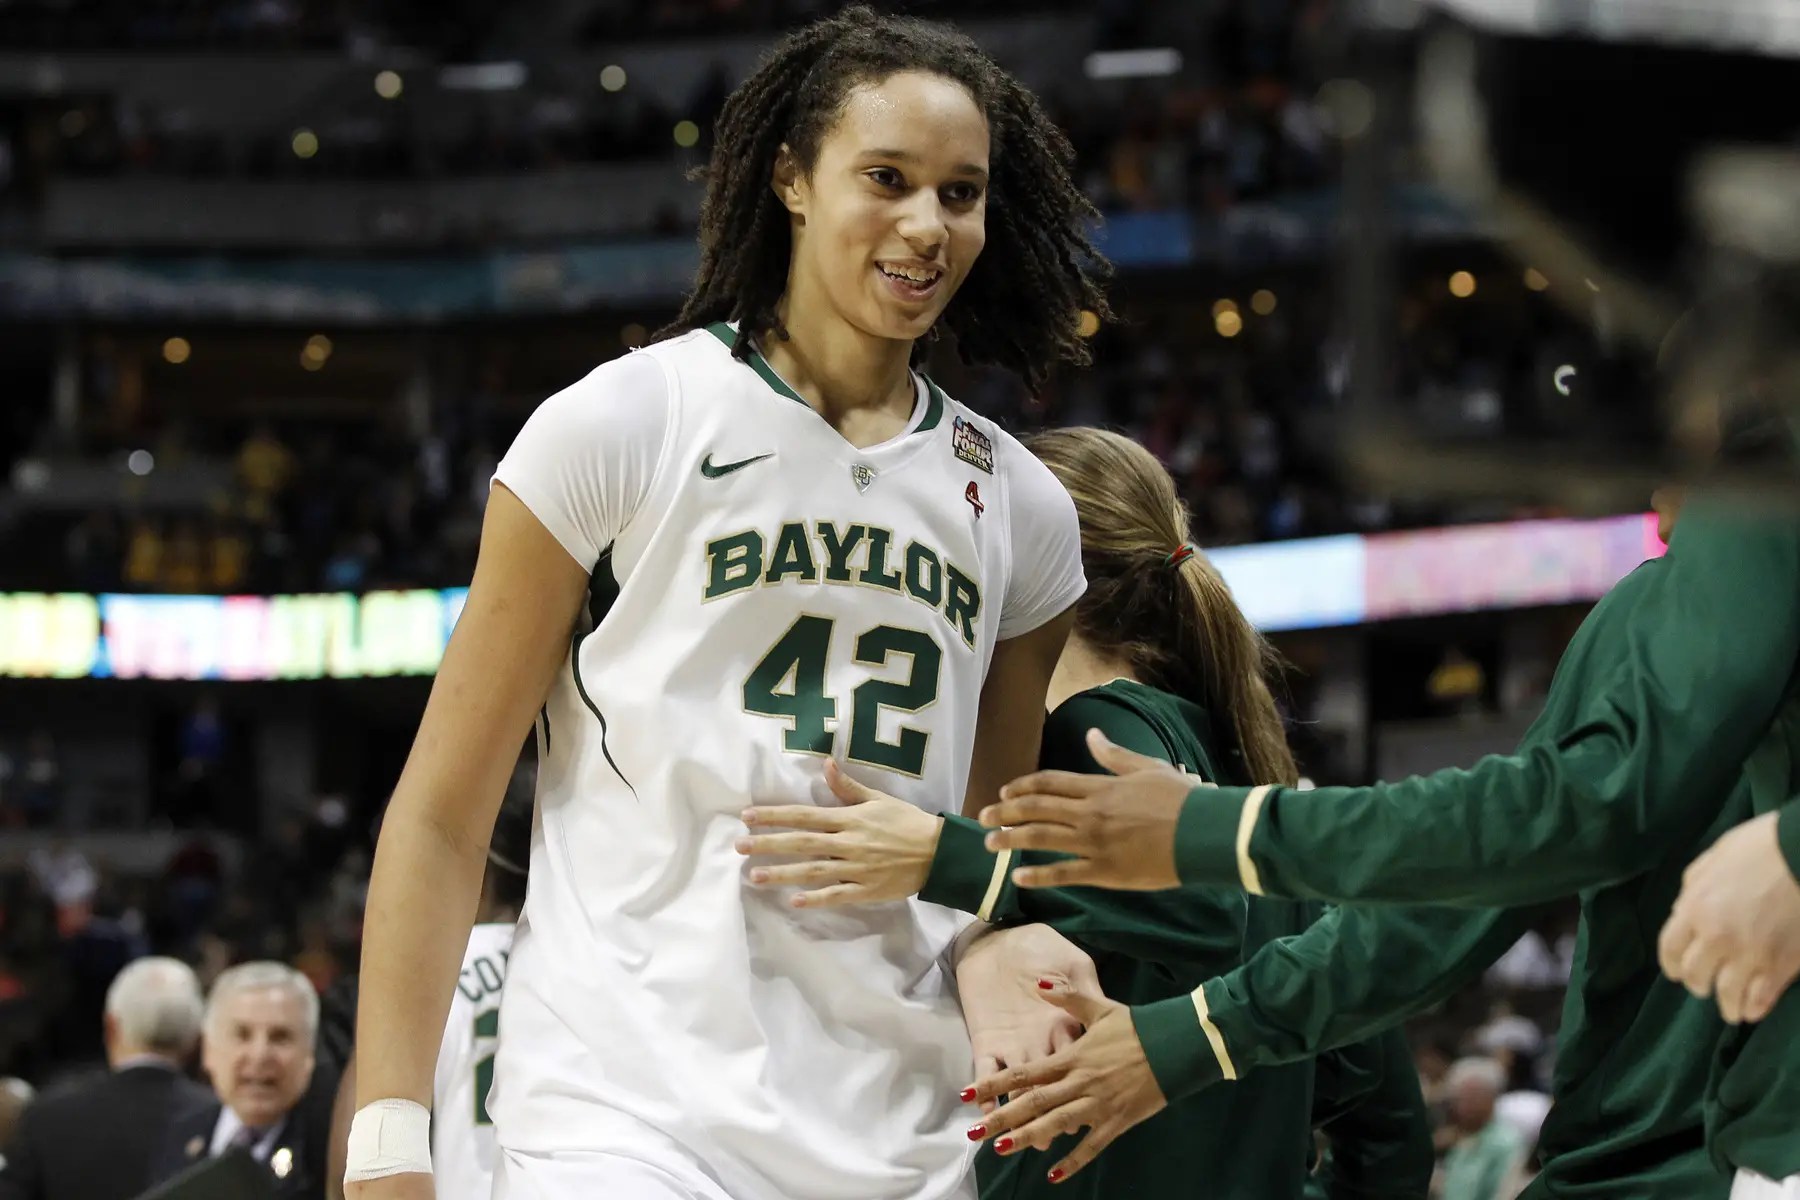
[771,144,806,219]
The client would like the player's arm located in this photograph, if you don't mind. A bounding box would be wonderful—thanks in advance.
[991,492,1800,904]
[347,356,666,1197]
[1131,903,1537,1100]
[1307,1028,1434,1200]
[960,608,1076,820]
[348,489,587,1197]
[327,1053,356,1200]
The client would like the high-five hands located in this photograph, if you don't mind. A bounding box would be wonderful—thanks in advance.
[960,979,1167,1184]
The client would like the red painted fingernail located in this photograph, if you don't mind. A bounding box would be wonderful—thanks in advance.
[1038,979,1055,990]
[1048,1168,1066,1183]
[958,1087,977,1103]
[966,1125,987,1142]
[996,1137,1015,1154]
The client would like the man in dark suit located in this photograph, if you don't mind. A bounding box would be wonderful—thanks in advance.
[149,962,322,1199]
[0,957,211,1200]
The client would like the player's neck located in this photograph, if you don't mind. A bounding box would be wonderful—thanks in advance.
[1047,636,1138,713]
[763,286,917,435]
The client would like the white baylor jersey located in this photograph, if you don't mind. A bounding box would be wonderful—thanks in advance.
[431,921,514,1200]
[487,325,1084,1200]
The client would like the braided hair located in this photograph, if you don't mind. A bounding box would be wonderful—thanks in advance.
[653,4,1111,393]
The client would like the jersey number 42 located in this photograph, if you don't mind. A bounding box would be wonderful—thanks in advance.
[743,615,941,778]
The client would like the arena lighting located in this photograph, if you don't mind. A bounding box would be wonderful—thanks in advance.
[291,129,319,159]
[1449,270,1477,297]
[673,120,701,148]
[126,450,154,477]
[1426,0,1800,57]
[1523,267,1549,291]
[161,336,191,365]
[1211,298,1239,318]
[374,70,403,99]
[437,62,527,91]
[0,515,1668,679]
[599,64,627,92]
[1082,48,1182,81]
[1075,310,1100,338]
[1215,309,1244,337]
[1251,289,1278,315]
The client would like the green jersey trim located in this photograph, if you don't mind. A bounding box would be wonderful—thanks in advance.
[704,322,808,407]
[571,546,637,801]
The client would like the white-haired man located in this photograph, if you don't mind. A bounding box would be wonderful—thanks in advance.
[0,956,211,1200]
[1442,1056,1528,1200]
[151,962,320,1198]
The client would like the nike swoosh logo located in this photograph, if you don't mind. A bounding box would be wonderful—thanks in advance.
[700,452,774,478]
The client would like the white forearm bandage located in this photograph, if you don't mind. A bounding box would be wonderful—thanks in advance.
[344,1099,433,1184]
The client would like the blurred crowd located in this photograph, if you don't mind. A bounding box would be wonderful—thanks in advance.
[0,261,1599,596]
[5,71,1332,226]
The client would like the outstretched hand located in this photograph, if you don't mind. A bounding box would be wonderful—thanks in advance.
[735,759,943,907]
[961,980,1167,1184]
[979,730,1193,892]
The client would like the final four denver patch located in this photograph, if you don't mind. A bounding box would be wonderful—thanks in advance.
[952,416,994,474]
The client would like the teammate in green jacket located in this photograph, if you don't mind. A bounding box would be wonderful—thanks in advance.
[737,427,1431,1199]
[971,482,1800,1195]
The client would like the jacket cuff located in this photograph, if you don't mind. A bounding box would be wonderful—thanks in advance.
[921,814,1010,919]
[1133,987,1234,1104]
[1176,785,1275,894]
[1779,801,1800,885]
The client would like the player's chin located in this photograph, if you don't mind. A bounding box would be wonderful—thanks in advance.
[863,288,955,342]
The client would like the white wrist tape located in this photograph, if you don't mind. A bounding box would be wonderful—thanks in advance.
[344,1099,433,1183]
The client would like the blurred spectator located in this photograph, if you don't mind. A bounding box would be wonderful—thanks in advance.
[1440,1057,1526,1200]
[0,1078,31,1156]
[16,736,62,831]
[150,962,321,1194]
[0,957,209,1200]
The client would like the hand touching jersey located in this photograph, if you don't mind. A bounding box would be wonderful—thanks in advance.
[1659,810,1800,1024]
[961,980,1166,1183]
[954,925,1105,1117]
[980,730,1189,891]
[736,759,943,906]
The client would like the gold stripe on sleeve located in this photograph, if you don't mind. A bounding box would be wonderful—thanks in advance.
[1235,785,1273,896]
[1190,986,1238,1081]
[977,848,1013,922]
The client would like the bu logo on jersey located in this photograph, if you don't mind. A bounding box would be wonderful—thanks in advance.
[850,463,877,492]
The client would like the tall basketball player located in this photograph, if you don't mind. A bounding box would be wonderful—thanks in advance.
[343,8,1112,1200]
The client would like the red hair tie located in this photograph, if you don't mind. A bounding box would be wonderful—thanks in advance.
[1165,542,1198,568]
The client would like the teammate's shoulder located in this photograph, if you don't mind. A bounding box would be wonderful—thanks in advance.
[1043,683,1177,768]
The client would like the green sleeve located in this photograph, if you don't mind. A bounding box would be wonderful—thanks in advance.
[923,694,1246,965]
[1779,798,1800,883]
[1133,903,1536,1098]
[1173,495,1800,904]
[1309,1028,1434,1200]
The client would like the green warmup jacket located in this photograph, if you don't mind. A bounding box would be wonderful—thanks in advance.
[1137,552,1740,1199]
[925,681,1432,1200]
[1159,492,1800,1182]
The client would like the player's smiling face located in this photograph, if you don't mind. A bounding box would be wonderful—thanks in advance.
[782,70,990,341]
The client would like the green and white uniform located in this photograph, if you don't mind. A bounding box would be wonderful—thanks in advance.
[431,921,514,1200]
[488,325,1084,1200]
[924,680,1432,1199]
[1158,493,1800,1195]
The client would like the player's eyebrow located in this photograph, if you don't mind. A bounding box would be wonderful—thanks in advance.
[859,148,988,180]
